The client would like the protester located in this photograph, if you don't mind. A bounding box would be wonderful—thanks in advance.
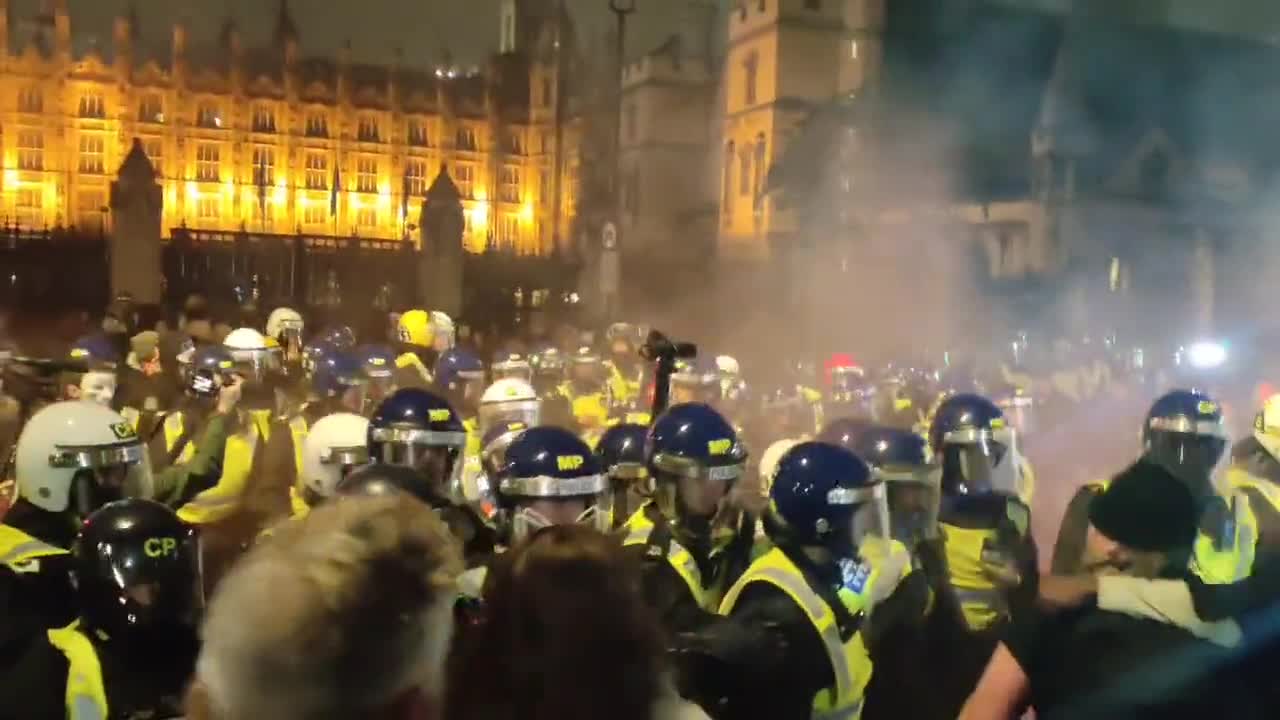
[448,524,709,720]
[190,495,462,720]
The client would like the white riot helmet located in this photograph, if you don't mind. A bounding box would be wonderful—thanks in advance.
[429,311,456,352]
[16,401,152,516]
[265,307,304,344]
[223,327,276,381]
[300,413,371,504]
[478,378,541,438]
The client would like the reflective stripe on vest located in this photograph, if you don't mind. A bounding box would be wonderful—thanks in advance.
[177,410,271,524]
[46,622,108,720]
[163,412,197,464]
[720,548,871,720]
[119,406,141,432]
[0,524,67,566]
[622,506,715,611]
[464,417,480,460]
[941,523,1009,631]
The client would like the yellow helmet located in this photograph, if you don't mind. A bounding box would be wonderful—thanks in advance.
[397,309,434,348]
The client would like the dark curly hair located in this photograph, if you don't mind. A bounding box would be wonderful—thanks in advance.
[448,524,666,720]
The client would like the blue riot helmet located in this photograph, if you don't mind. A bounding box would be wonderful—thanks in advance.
[491,351,533,383]
[499,426,611,542]
[647,403,747,534]
[358,343,398,408]
[597,422,650,527]
[817,417,876,452]
[67,334,120,405]
[929,393,1020,499]
[322,325,357,349]
[1142,389,1227,495]
[435,348,486,415]
[854,426,940,544]
[68,333,120,369]
[312,349,368,412]
[767,441,888,559]
[367,388,468,497]
[671,356,721,405]
[185,345,238,398]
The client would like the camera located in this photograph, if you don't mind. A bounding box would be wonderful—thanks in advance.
[639,330,697,364]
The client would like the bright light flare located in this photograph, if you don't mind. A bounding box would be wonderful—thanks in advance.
[1187,341,1227,369]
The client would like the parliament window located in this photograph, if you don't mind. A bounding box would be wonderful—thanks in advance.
[139,95,163,123]
[304,202,327,225]
[198,195,220,219]
[79,135,105,174]
[77,191,106,229]
[408,120,430,147]
[500,166,520,203]
[455,164,475,199]
[306,153,328,190]
[539,169,549,205]
[252,107,277,133]
[505,132,523,155]
[197,104,222,128]
[358,116,381,143]
[306,113,328,138]
[356,206,377,228]
[196,144,220,182]
[18,131,44,171]
[16,188,41,227]
[356,157,378,193]
[144,139,163,176]
[406,160,427,196]
[79,93,105,119]
[743,53,759,107]
[253,147,276,185]
[498,215,519,248]
[456,127,478,152]
[17,87,42,113]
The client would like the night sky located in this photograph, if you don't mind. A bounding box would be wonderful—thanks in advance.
[8,0,1279,70]
[9,0,690,67]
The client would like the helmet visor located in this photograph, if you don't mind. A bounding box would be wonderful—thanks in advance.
[509,491,614,543]
[492,362,533,383]
[876,465,941,544]
[942,425,1019,496]
[479,399,541,438]
[54,442,153,515]
[831,482,890,549]
[229,348,279,382]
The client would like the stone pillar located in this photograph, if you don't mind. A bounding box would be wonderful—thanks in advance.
[109,139,164,304]
[418,166,464,316]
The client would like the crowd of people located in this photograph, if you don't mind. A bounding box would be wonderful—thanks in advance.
[0,293,1277,719]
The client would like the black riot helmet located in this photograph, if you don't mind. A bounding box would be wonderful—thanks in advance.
[72,499,201,646]
[337,462,444,508]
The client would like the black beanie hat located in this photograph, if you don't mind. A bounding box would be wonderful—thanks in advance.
[1089,459,1198,553]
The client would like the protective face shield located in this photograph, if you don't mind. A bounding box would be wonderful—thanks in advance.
[54,443,153,519]
[875,464,941,544]
[939,423,1020,498]
[830,482,890,557]
[1145,430,1227,494]
[78,370,118,406]
[654,457,744,536]
[75,512,202,644]
[368,426,466,497]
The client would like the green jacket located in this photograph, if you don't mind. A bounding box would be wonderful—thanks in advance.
[152,412,233,508]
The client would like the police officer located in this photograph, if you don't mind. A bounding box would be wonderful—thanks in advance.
[1,499,201,719]
[853,426,942,550]
[491,351,534,384]
[529,343,575,428]
[293,412,370,516]
[1052,389,1255,587]
[0,402,154,672]
[478,378,542,441]
[929,392,1037,717]
[709,441,909,720]
[301,348,368,425]
[367,388,495,565]
[559,347,610,441]
[435,347,487,457]
[605,322,644,408]
[596,422,649,529]
[622,403,752,635]
[392,309,437,388]
[358,343,399,413]
[455,426,611,603]
[670,356,721,407]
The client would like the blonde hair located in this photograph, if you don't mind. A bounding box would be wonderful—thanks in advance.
[196,495,462,720]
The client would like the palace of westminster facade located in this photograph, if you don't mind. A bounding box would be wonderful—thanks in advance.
[0,0,580,255]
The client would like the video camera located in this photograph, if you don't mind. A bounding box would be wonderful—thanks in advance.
[639,330,697,420]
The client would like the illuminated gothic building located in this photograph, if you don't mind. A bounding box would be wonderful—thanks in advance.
[0,0,580,254]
